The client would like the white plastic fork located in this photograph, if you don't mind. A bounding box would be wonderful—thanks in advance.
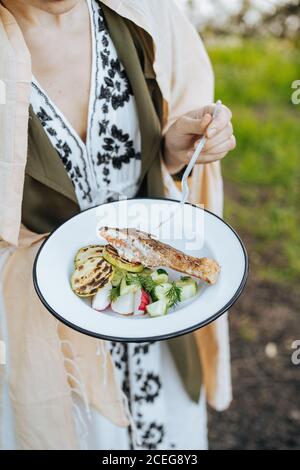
[180,99,222,205]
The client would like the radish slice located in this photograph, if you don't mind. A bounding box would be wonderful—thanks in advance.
[111,291,134,315]
[92,282,112,311]
[134,288,150,315]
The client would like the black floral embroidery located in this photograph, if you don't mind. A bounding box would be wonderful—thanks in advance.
[99,84,111,101]
[102,34,109,48]
[99,118,109,136]
[97,10,106,33]
[47,127,57,137]
[109,342,128,370]
[140,423,165,450]
[37,106,52,125]
[109,339,167,450]
[133,343,155,356]
[98,58,133,110]
[112,126,139,167]
[92,3,141,183]
[33,101,92,203]
[96,122,140,180]
[134,372,161,404]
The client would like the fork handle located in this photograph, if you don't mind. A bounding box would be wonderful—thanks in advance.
[181,136,207,204]
[180,100,222,204]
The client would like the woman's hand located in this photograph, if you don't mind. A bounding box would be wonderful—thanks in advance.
[164,103,236,174]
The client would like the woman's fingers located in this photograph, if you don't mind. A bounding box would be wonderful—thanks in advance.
[176,113,212,136]
[164,103,235,172]
[176,105,232,141]
[203,135,236,157]
[193,122,234,152]
[199,151,228,164]
[206,105,232,138]
[186,135,236,161]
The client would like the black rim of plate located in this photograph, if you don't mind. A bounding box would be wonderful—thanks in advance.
[33,197,249,343]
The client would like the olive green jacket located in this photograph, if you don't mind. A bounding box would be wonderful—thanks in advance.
[22,3,202,402]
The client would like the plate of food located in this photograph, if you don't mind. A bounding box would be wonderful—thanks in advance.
[33,197,248,342]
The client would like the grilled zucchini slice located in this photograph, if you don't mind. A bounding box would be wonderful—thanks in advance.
[71,257,113,297]
[102,245,143,273]
[74,245,104,268]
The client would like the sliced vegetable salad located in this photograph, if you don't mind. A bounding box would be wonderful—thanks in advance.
[71,244,199,317]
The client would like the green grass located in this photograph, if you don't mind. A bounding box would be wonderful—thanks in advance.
[207,38,300,284]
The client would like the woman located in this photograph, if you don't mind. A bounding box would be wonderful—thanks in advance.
[0,0,235,450]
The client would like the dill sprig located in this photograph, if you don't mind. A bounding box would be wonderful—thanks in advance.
[110,285,120,301]
[125,273,141,287]
[165,282,182,308]
[137,272,157,295]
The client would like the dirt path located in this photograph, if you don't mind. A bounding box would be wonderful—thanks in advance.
[208,273,300,449]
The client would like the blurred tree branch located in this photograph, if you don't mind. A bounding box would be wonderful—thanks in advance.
[188,0,300,42]
[263,0,300,40]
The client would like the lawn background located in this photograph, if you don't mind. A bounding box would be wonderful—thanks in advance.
[205,37,300,449]
[208,38,300,285]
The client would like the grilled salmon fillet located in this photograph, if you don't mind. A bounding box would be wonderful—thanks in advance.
[99,227,220,284]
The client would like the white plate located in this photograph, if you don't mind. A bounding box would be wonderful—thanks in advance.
[33,198,248,342]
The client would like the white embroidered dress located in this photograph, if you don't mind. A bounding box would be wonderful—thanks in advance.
[28,0,207,450]
[31,1,141,208]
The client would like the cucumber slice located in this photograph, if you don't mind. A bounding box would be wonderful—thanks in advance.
[146,298,168,317]
[120,276,139,295]
[175,278,198,301]
[151,269,169,284]
[180,284,197,301]
[152,282,172,301]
